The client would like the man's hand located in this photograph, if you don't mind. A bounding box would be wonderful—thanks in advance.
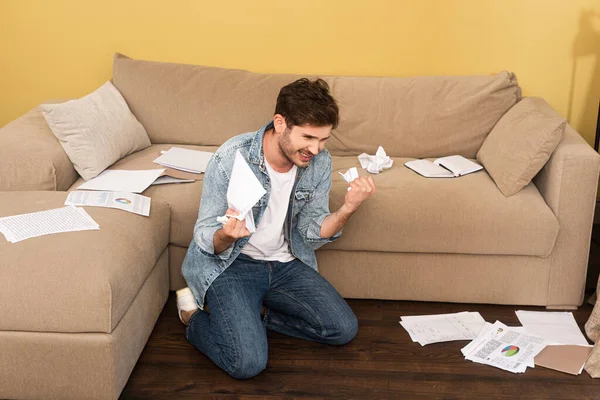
[319,176,376,239]
[343,176,376,213]
[220,208,251,240]
[213,208,251,254]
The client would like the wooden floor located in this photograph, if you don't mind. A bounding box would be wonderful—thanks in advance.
[120,293,600,399]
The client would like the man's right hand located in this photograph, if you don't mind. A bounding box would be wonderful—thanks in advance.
[220,208,251,240]
[213,208,251,254]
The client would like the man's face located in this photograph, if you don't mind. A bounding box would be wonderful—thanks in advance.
[278,124,332,168]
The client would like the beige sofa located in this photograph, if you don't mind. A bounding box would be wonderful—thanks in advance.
[1,53,599,399]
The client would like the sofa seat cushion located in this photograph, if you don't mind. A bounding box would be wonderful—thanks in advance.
[69,144,218,248]
[0,191,170,334]
[325,157,559,257]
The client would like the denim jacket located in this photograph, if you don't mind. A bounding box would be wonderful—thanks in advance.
[182,121,342,309]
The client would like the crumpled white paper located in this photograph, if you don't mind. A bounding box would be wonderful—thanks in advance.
[216,150,266,233]
[338,167,359,183]
[338,167,359,191]
[358,146,393,174]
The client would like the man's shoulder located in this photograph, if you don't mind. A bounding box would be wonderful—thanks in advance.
[310,149,332,171]
[212,131,256,163]
[301,149,332,187]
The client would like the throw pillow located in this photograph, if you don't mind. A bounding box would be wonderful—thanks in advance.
[476,97,565,196]
[41,81,151,181]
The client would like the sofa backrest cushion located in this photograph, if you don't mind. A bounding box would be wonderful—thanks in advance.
[112,54,521,157]
[112,53,300,146]
[326,72,521,158]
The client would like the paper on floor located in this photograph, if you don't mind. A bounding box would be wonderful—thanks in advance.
[399,311,486,346]
[460,322,534,368]
[77,169,165,193]
[216,150,266,233]
[0,206,99,243]
[358,146,393,174]
[461,321,548,373]
[153,147,213,174]
[515,310,589,346]
[65,191,151,217]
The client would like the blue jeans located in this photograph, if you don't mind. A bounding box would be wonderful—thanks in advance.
[185,254,358,379]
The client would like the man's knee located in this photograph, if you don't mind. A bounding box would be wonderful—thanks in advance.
[227,350,268,379]
[327,311,359,345]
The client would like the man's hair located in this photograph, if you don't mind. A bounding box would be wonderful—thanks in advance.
[275,78,339,130]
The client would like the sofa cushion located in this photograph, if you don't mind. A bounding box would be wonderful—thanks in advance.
[477,97,566,196]
[325,72,521,158]
[40,82,152,181]
[326,156,559,257]
[112,54,521,158]
[0,191,170,333]
[112,53,301,146]
[69,144,216,248]
[0,104,79,191]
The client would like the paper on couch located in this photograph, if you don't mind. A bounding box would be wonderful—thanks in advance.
[77,169,165,193]
[65,190,151,217]
[358,146,393,174]
[153,147,213,174]
[0,206,99,243]
[216,150,266,233]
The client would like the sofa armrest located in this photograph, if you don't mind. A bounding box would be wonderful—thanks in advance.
[0,106,78,191]
[533,124,600,307]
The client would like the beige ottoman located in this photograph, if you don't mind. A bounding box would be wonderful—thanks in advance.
[0,192,171,400]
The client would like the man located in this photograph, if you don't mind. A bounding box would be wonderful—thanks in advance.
[178,78,376,379]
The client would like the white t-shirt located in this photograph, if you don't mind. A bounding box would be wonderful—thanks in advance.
[241,160,297,262]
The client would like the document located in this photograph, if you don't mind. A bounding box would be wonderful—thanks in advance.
[153,147,213,174]
[515,310,589,346]
[399,311,486,345]
[216,150,266,233]
[65,191,151,217]
[77,169,165,193]
[0,206,99,243]
[461,321,548,373]
[461,322,534,368]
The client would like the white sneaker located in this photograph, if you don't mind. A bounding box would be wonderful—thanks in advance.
[176,287,199,325]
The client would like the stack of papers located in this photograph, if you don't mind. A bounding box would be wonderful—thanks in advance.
[153,147,214,174]
[515,310,591,375]
[77,169,165,193]
[65,191,151,217]
[0,206,99,243]
[461,321,548,373]
[399,311,486,346]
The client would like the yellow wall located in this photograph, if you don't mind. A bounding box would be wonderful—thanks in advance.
[1,0,599,144]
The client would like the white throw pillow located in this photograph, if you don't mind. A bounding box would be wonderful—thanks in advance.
[41,81,151,181]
